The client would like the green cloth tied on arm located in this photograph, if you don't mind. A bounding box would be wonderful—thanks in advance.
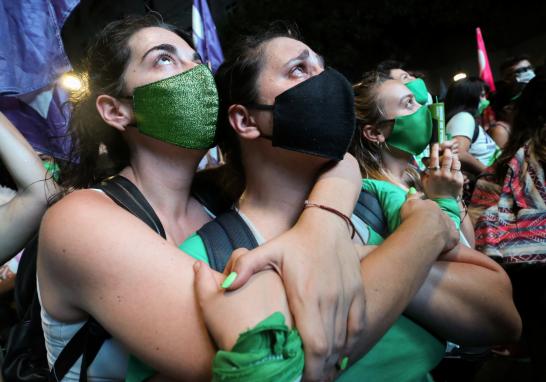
[212,311,303,382]
[431,197,460,230]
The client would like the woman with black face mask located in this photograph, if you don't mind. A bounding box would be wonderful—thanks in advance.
[37,15,377,381]
[122,28,512,382]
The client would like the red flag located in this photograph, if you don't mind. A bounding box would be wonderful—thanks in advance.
[476,27,496,92]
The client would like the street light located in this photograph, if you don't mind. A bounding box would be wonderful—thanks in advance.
[453,72,467,82]
[59,72,84,92]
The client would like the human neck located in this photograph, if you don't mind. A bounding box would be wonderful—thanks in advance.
[380,147,412,187]
[119,140,207,240]
[237,141,323,240]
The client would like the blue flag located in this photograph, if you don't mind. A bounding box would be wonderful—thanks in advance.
[0,0,79,159]
[192,0,224,73]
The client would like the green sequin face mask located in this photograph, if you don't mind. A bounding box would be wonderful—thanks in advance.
[130,64,218,150]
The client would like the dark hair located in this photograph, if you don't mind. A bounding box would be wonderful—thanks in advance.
[445,77,484,123]
[500,54,531,79]
[214,23,301,198]
[376,60,406,78]
[493,75,546,182]
[60,14,193,189]
[350,70,392,180]
[490,81,519,121]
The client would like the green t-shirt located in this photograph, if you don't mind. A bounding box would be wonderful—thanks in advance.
[361,179,461,233]
[127,218,445,382]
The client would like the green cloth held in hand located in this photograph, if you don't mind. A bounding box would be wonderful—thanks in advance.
[212,312,303,382]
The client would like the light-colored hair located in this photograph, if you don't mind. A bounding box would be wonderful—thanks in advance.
[350,71,392,181]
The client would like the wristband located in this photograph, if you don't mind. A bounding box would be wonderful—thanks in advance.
[304,200,356,239]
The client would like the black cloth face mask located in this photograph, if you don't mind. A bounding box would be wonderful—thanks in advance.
[248,67,356,161]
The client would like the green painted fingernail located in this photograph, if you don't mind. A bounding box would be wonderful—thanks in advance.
[340,356,349,370]
[408,187,417,195]
[221,272,237,289]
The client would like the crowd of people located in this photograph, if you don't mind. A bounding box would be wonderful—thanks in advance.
[1,13,545,382]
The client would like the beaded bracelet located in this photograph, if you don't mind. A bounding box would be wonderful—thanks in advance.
[303,200,356,239]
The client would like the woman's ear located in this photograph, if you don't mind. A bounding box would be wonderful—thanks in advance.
[96,95,133,132]
[361,123,387,144]
[227,104,261,140]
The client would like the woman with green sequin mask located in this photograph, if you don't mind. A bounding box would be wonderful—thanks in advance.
[36,15,374,381]
[185,28,520,382]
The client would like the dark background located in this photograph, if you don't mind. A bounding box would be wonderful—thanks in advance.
[62,0,546,93]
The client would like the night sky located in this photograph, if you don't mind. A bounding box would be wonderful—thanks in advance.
[62,0,546,89]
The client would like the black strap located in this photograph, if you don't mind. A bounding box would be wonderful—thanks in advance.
[197,211,259,272]
[471,121,480,144]
[353,190,389,239]
[49,176,166,381]
[48,318,111,382]
[199,191,389,272]
[97,175,166,239]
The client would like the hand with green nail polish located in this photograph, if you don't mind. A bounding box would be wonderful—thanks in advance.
[193,260,294,353]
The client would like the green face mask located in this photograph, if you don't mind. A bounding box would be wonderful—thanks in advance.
[130,64,218,150]
[405,78,429,105]
[386,106,433,156]
[478,98,490,115]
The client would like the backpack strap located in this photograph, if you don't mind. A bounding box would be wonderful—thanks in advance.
[48,318,111,382]
[353,190,389,239]
[471,120,480,144]
[197,210,259,272]
[97,175,166,239]
[49,176,166,381]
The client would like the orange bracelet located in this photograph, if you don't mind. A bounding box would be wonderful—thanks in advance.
[304,200,356,239]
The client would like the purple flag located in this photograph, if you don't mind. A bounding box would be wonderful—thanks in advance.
[0,86,71,159]
[0,0,79,159]
[192,0,224,73]
[0,0,79,95]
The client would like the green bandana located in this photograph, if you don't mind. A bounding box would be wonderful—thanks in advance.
[386,106,433,156]
[131,64,218,149]
[405,78,429,105]
[478,98,490,115]
[212,312,304,382]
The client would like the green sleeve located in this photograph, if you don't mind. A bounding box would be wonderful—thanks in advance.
[124,234,210,382]
[212,312,303,382]
[361,179,407,233]
[431,197,461,230]
[367,225,385,245]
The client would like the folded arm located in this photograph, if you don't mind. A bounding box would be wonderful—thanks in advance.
[405,244,521,345]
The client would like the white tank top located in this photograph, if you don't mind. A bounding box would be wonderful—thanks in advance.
[37,279,129,381]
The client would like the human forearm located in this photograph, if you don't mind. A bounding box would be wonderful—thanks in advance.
[458,151,486,174]
[0,113,60,259]
[0,112,49,189]
[351,209,452,356]
[307,153,361,215]
[405,246,521,345]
